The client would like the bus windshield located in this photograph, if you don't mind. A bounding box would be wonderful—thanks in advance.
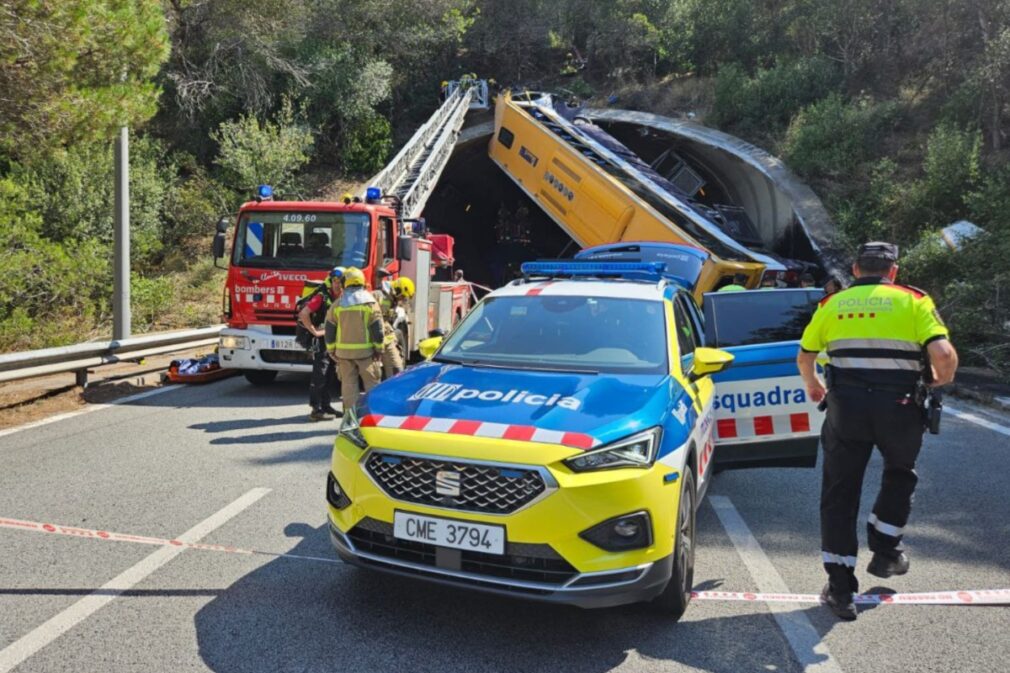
[232,211,370,270]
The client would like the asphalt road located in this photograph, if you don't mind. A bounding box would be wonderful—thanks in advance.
[0,375,1007,673]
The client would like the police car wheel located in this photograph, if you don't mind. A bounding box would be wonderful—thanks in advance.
[653,465,696,620]
[243,370,277,386]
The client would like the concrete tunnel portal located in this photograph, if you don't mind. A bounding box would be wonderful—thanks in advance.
[422,109,844,290]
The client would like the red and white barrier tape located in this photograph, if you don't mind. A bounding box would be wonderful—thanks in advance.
[0,516,340,565]
[2,516,1008,605]
[692,589,1010,605]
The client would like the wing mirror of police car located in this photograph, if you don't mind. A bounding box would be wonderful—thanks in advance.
[418,336,443,360]
[690,347,734,380]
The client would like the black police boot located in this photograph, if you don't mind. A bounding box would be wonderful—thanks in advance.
[821,583,857,621]
[309,408,333,422]
[867,551,909,578]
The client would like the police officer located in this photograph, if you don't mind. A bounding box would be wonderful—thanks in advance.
[326,267,384,411]
[297,267,343,421]
[372,271,415,379]
[797,242,959,620]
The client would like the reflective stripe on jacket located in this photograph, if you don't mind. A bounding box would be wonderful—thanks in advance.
[799,277,949,386]
[372,289,399,346]
[327,288,384,359]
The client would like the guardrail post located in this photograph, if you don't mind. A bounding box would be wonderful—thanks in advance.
[75,369,88,388]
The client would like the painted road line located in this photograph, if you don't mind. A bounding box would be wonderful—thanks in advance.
[945,404,1010,438]
[710,495,843,673]
[0,487,271,673]
[0,384,184,440]
[0,515,341,565]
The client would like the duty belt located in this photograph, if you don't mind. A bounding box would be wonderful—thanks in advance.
[827,369,918,395]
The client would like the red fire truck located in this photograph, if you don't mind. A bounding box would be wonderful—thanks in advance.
[213,187,470,384]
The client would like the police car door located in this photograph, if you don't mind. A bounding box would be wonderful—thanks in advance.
[700,289,825,470]
[670,291,717,497]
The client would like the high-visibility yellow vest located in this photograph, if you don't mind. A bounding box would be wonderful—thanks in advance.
[327,289,383,359]
[800,277,949,386]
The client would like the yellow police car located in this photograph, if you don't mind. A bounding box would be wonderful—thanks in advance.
[327,250,824,618]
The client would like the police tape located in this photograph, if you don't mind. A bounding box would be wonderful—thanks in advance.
[0,516,340,565]
[691,590,1010,605]
[2,515,1008,605]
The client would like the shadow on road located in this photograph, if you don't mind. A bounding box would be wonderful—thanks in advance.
[207,430,334,446]
[189,416,310,433]
[194,523,842,673]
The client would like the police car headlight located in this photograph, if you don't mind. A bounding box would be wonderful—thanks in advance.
[339,405,368,449]
[563,427,661,473]
[220,335,249,350]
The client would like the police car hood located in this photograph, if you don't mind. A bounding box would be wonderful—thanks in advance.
[363,361,674,447]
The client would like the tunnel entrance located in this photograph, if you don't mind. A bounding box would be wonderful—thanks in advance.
[422,108,839,291]
[422,132,575,289]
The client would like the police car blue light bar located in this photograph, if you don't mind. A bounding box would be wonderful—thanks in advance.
[521,261,668,280]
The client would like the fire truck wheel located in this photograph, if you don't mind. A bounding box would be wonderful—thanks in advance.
[243,370,278,385]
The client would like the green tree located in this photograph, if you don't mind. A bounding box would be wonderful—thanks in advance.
[0,0,169,158]
[212,99,315,195]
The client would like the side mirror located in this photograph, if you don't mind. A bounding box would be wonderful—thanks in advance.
[212,232,226,260]
[397,237,413,262]
[690,347,734,380]
[216,217,230,234]
[418,336,443,360]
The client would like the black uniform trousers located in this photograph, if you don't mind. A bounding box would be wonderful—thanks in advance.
[308,337,336,411]
[821,384,924,594]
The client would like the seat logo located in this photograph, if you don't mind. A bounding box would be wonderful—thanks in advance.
[435,470,461,497]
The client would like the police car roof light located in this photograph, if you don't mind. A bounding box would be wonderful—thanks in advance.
[520,261,667,282]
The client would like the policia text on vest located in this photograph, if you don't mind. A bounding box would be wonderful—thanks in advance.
[795,241,959,621]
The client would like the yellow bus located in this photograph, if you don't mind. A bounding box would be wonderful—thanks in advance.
[488,92,785,298]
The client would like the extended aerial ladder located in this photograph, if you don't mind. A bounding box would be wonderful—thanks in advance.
[367,78,489,219]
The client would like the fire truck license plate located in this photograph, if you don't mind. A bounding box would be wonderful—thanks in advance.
[269,339,302,350]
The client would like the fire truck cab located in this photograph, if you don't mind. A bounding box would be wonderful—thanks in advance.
[215,187,469,385]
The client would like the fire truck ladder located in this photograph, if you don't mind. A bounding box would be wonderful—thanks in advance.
[367,79,487,220]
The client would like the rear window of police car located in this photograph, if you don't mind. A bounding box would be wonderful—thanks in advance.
[703,289,823,347]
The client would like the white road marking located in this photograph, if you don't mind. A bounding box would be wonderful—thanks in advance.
[0,385,183,440]
[709,495,844,673]
[945,404,1010,438]
[0,487,270,672]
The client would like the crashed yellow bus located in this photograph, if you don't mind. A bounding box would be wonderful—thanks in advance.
[489,91,807,298]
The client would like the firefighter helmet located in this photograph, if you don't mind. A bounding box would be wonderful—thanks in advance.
[342,267,366,288]
[391,277,415,299]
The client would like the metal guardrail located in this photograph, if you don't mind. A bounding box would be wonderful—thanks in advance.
[0,326,224,386]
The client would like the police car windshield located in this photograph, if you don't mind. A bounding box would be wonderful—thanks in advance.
[437,295,668,374]
[233,211,370,270]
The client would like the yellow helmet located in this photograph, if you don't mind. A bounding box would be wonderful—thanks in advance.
[392,277,415,299]
[343,267,366,288]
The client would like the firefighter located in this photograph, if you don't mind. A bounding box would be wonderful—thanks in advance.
[717,273,749,292]
[796,242,959,620]
[326,267,384,411]
[372,271,415,379]
[297,267,344,421]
